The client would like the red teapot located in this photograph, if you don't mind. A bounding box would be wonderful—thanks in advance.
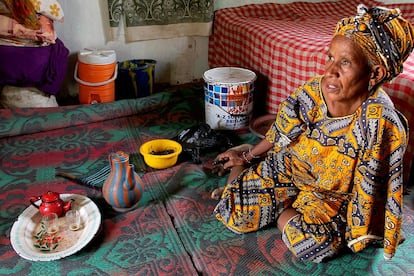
[30,191,73,217]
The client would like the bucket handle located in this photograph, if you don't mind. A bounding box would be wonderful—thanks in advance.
[74,62,118,86]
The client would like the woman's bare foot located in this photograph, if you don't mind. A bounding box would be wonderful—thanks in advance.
[211,187,225,200]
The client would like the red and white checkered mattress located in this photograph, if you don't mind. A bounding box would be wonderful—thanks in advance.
[208,0,414,184]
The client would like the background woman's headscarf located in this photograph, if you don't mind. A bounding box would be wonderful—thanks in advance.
[334,4,414,82]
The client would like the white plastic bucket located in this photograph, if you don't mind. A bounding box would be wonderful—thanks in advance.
[203,67,256,130]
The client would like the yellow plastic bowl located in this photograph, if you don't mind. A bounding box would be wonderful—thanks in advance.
[139,139,182,169]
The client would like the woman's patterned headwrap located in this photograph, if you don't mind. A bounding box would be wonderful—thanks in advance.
[334,4,414,82]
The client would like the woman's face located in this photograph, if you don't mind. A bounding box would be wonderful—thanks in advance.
[322,35,371,115]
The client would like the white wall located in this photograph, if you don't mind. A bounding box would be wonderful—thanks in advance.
[55,0,414,96]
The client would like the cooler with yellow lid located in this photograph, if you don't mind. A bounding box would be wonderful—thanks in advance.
[74,49,117,104]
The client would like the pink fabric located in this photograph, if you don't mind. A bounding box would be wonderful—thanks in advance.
[208,0,414,183]
[0,13,56,44]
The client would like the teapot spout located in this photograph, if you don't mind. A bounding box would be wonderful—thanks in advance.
[63,199,74,213]
[124,164,142,190]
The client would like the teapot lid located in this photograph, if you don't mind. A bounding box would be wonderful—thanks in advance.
[41,191,60,202]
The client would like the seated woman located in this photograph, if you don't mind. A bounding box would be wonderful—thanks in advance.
[210,4,414,263]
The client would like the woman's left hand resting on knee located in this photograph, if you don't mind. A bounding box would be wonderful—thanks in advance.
[211,141,272,175]
[210,140,273,199]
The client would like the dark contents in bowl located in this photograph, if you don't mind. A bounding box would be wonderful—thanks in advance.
[150,149,175,155]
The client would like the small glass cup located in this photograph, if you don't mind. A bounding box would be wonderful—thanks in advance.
[42,213,59,234]
[66,210,81,231]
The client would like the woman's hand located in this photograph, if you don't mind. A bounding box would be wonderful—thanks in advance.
[210,142,271,176]
[212,149,245,176]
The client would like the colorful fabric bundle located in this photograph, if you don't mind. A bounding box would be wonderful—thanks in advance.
[1,0,40,30]
[0,0,67,102]
[0,0,63,45]
[0,13,56,45]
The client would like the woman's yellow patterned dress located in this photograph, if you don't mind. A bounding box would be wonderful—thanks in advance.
[214,75,408,262]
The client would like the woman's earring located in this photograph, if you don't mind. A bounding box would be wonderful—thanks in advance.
[368,82,373,92]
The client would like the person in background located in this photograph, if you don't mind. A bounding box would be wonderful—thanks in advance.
[210,4,414,263]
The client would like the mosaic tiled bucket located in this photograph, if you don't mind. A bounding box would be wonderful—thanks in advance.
[203,67,256,130]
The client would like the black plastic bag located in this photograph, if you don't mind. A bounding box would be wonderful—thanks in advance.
[173,123,238,164]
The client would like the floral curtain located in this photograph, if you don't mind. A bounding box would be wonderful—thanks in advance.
[108,0,214,41]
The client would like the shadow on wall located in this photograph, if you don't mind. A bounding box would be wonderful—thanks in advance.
[252,73,270,118]
[58,53,80,100]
